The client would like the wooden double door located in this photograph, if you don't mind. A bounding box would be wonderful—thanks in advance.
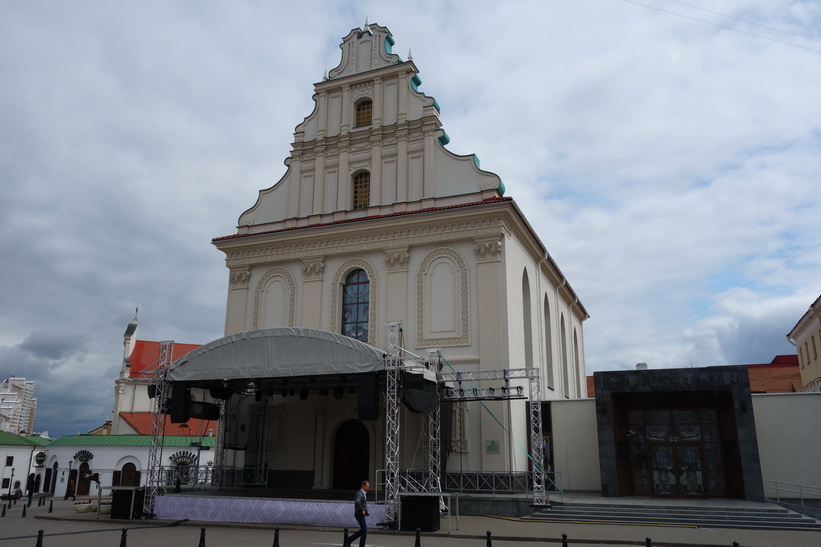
[647,443,705,497]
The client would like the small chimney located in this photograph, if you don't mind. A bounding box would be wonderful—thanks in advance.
[635,362,648,370]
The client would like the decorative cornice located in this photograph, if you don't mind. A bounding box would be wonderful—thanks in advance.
[473,237,503,263]
[229,267,251,288]
[224,218,508,268]
[384,246,410,272]
[302,258,325,280]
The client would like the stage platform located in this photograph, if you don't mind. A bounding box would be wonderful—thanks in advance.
[154,489,386,528]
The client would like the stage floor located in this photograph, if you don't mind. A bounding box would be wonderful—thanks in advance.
[155,491,386,528]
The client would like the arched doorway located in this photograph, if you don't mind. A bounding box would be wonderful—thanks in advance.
[113,462,140,487]
[332,419,369,490]
[77,462,91,496]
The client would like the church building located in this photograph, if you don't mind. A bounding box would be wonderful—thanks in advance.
[174,22,588,496]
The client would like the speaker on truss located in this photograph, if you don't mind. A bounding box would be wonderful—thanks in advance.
[357,373,379,421]
[402,372,438,413]
[169,382,190,423]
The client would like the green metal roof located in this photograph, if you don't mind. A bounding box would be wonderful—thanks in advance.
[21,435,51,446]
[0,431,41,446]
[45,435,217,448]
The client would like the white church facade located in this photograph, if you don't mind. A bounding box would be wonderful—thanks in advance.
[199,22,588,492]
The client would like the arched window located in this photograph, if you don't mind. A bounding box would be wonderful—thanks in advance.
[544,295,554,390]
[354,98,372,127]
[342,269,369,342]
[560,314,569,398]
[522,269,533,368]
[353,172,370,210]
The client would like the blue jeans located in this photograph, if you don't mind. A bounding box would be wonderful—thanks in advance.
[348,512,367,547]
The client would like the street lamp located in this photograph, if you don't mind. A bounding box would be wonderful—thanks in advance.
[8,468,14,496]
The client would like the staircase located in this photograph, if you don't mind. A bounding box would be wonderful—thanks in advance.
[527,501,821,531]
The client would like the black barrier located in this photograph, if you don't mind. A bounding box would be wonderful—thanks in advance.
[646,538,652,547]
[272,527,280,547]
[198,527,206,547]
[342,527,348,546]
[48,500,52,513]
[486,530,492,546]
[36,530,44,547]
[414,528,421,547]
[120,528,128,547]
[562,533,568,546]
[22,505,26,517]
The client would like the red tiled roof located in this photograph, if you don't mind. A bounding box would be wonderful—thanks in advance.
[119,412,215,436]
[129,340,201,379]
[212,196,513,242]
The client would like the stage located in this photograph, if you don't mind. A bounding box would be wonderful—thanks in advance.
[154,490,387,528]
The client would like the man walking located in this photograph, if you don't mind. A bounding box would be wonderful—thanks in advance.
[345,480,369,547]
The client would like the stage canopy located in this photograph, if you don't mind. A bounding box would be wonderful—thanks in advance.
[166,328,387,383]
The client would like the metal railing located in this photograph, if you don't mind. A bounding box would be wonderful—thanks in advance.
[375,469,564,503]
[765,480,821,506]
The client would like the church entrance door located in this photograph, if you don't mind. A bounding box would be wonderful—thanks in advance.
[332,419,369,491]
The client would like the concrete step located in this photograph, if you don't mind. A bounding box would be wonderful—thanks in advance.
[527,502,821,531]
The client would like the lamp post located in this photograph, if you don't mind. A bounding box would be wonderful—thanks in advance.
[8,468,14,496]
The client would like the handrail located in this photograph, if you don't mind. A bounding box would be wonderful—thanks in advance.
[765,479,821,506]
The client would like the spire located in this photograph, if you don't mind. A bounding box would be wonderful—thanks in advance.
[408,49,413,61]
[363,17,372,34]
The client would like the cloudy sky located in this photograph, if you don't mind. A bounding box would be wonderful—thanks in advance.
[1,1,820,436]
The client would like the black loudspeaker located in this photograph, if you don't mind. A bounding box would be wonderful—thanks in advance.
[189,401,220,421]
[357,373,379,421]
[169,382,190,423]
[400,496,440,532]
[209,386,233,400]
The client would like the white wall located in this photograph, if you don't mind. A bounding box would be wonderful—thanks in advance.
[550,399,600,492]
[752,392,821,499]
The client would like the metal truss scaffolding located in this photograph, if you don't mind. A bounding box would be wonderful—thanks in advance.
[383,323,547,520]
[439,367,545,506]
[384,322,403,521]
[144,340,174,517]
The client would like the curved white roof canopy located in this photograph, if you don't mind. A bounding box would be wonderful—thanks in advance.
[167,328,386,383]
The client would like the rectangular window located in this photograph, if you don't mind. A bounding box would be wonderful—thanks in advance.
[352,172,370,210]
[812,336,818,360]
[355,100,372,127]
[4,456,12,466]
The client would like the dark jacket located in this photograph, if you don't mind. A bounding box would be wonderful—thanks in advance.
[354,488,367,515]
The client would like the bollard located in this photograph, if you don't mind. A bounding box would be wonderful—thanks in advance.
[343,527,349,547]
[36,529,44,547]
[198,527,206,547]
[486,530,493,547]
[22,505,26,517]
[28,497,32,508]
[2,504,5,517]
[119,527,128,547]
[646,538,652,547]
[414,528,421,547]
[732,543,739,547]
[272,527,280,547]
[48,500,53,513]
[562,533,568,547]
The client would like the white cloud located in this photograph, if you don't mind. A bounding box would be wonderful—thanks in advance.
[0,1,819,433]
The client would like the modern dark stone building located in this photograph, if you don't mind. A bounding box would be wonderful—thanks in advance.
[594,366,764,500]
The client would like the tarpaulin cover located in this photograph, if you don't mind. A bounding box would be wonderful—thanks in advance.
[166,328,386,382]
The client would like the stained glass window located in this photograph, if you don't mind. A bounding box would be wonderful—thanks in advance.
[342,269,369,342]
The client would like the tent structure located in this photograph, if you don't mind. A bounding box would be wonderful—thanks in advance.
[167,328,387,383]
